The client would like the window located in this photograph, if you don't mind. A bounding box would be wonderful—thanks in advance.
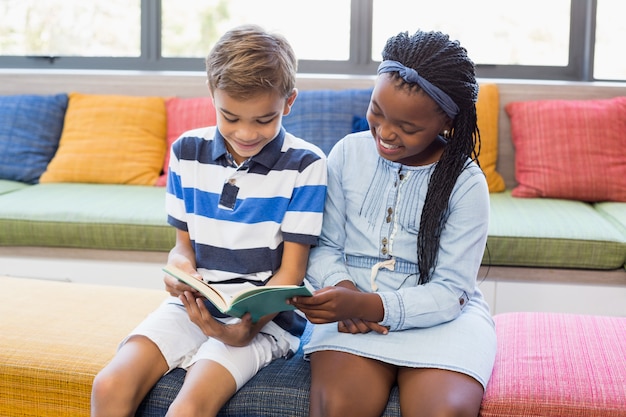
[0,0,140,58]
[161,0,351,61]
[0,0,623,82]
[372,0,570,67]
[594,0,626,80]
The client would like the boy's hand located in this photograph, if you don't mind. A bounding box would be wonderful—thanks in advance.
[180,291,257,346]
[164,255,201,297]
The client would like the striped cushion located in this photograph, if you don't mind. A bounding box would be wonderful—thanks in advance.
[0,183,174,251]
[481,312,626,417]
[506,97,626,202]
[0,276,167,417]
[485,191,626,269]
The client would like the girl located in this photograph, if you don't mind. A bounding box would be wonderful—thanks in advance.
[290,30,496,417]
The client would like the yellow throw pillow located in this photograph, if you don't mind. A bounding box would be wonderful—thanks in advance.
[40,93,167,185]
[476,84,505,192]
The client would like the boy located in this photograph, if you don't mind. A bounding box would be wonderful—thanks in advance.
[91,24,327,417]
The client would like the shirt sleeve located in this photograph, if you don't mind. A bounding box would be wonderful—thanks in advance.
[305,140,355,288]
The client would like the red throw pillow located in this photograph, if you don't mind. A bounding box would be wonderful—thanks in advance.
[506,96,626,202]
[157,97,217,186]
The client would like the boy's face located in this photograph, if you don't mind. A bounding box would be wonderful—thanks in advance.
[212,88,297,165]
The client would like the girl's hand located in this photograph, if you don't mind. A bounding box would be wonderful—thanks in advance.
[179,291,256,347]
[338,318,389,335]
[289,284,388,334]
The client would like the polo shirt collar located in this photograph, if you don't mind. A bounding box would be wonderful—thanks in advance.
[211,127,285,168]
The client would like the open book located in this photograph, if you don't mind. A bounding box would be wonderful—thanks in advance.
[163,264,312,322]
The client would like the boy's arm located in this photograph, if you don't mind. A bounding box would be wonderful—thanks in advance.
[164,229,201,297]
[266,241,311,287]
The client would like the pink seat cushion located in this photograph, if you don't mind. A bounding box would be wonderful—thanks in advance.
[480,312,626,417]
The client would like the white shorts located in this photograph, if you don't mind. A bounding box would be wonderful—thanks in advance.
[122,297,300,390]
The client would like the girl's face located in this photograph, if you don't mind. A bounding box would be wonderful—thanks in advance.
[212,88,296,165]
[366,74,451,166]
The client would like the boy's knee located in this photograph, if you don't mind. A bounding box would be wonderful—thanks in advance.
[91,368,129,408]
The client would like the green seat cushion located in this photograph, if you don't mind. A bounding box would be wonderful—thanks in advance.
[0,183,174,251]
[0,179,30,196]
[485,191,626,269]
[594,202,626,237]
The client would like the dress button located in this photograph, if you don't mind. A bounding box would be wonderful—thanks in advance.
[382,248,388,255]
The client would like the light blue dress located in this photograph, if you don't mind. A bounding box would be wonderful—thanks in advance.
[304,131,497,388]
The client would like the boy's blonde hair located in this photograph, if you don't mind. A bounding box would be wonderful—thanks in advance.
[206,24,297,100]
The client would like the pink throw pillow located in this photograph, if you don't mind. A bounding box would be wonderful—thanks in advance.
[506,96,626,202]
[157,97,217,186]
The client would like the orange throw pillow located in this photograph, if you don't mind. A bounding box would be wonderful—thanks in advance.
[40,93,166,185]
[476,84,505,192]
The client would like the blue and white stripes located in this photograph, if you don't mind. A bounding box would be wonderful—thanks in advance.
[166,126,326,286]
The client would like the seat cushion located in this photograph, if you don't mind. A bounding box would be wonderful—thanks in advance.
[136,324,402,417]
[0,276,167,417]
[0,183,174,251]
[485,191,626,269]
[480,312,626,417]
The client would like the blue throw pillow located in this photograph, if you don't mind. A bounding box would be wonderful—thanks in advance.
[352,115,369,133]
[283,88,373,155]
[0,93,68,184]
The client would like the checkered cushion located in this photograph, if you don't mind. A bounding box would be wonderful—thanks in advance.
[137,323,402,417]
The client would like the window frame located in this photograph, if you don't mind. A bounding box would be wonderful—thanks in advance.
[0,0,610,82]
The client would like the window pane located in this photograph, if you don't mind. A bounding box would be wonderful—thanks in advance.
[0,0,140,57]
[594,0,626,81]
[161,0,350,61]
[372,0,570,66]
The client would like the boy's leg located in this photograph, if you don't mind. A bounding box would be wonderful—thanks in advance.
[91,335,169,417]
[166,328,287,417]
[397,367,484,417]
[166,359,237,417]
[309,350,397,417]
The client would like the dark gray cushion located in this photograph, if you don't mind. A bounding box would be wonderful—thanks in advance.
[136,324,401,416]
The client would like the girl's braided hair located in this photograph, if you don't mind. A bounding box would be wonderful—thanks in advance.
[382,30,480,284]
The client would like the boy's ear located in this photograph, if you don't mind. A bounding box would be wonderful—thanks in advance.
[283,88,298,115]
[206,79,214,98]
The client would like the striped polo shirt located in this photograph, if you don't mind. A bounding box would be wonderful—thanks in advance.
[166,126,327,295]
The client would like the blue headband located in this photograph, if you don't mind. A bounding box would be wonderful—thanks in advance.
[377,60,459,119]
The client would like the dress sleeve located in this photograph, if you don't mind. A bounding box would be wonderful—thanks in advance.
[377,169,490,331]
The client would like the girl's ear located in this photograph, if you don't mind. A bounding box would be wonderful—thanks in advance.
[283,88,298,116]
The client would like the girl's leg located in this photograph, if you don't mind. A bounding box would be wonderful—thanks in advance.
[91,335,169,417]
[309,350,397,417]
[397,367,485,417]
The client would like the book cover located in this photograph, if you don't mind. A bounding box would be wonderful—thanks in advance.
[162,264,312,322]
